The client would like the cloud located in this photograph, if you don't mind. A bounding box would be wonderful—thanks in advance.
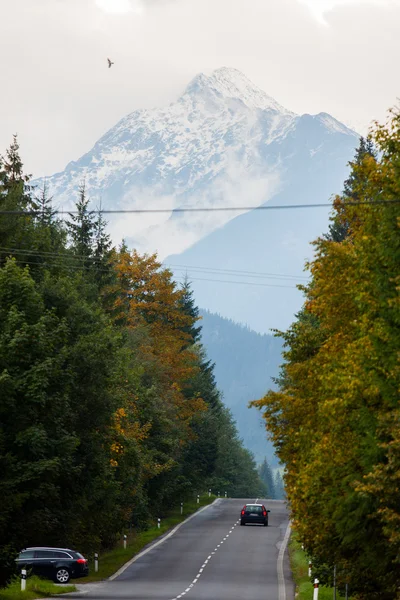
[1,0,399,177]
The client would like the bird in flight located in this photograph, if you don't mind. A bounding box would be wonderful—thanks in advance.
[107,58,114,68]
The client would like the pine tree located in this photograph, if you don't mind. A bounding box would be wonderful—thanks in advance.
[259,457,275,498]
[274,471,285,500]
[325,136,377,243]
[93,207,114,287]
[67,181,96,265]
[0,135,36,263]
[178,277,202,345]
[35,180,56,226]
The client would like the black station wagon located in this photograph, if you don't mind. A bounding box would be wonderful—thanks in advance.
[16,547,89,583]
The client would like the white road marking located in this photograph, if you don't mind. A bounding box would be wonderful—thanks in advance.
[168,516,237,600]
[277,521,292,600]
[109,499,220,580]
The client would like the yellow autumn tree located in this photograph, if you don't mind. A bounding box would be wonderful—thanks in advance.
[252,113,400,599]
[105,249,206,459]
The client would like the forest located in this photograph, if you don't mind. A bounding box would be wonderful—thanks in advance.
[253,111,400,598]
[0,137,268,584]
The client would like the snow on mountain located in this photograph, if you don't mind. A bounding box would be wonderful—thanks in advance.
[35,67,358,287]
[34,68,302,256]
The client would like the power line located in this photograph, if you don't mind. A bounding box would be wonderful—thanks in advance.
[165,263,309,281]
[173,275,297,289]
[0,247,308,282]
[1,199,400,216]
[0,253,298,288]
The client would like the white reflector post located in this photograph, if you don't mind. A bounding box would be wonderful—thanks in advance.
[313,579,319,600]
[21,569,27,592]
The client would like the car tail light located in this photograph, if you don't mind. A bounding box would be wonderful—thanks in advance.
[263,510,267,517]
[76,559,87,564]
[241,510,245,515]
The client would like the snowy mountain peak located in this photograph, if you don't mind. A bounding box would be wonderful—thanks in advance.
[184,67,291,113]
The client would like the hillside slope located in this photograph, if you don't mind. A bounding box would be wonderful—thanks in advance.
[200,310,283,465]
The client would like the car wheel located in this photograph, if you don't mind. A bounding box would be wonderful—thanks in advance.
[55,568,70,584]
[264,520,268,527]
[240,520,245,526]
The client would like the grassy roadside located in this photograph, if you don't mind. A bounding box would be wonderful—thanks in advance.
[0,494,216,599]
[289,534,352,600]
[81,493,217,583]
[0,577,75,600]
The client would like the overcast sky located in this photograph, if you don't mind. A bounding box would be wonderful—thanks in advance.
[2,0,399,177]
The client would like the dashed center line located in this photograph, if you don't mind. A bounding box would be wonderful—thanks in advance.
[169,521,239,600]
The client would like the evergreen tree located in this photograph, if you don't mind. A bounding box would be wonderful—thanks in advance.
[0,135,36,263]
[259,458,275,498]
[67,182,96,265]
[34,180,56,226]
[178,277,202,345]
[325,136,377,243]
[93,208,114,287]
[273,471,285,500]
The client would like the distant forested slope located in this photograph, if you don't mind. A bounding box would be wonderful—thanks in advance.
[200,310,283,465]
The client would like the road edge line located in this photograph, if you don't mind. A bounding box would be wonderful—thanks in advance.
[277,520,292,600]
[108,499,220,581]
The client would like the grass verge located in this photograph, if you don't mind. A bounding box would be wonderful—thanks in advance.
[0,576,76,600]
[289,534,352,600]
[81,493,216,583]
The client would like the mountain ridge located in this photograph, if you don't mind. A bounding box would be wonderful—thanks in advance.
[199,309,282,465]
[33,67,358,261]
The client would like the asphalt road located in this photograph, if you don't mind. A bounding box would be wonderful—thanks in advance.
[70,498,294,600]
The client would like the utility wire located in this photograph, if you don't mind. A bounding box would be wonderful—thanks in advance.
[165,263,309,281]
[173,275,297,289]
[0,247,308,282]
[1,199,400,215]
[0,253,298,288]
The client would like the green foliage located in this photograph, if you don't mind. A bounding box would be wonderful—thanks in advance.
[289,536,353,600]
[0,576,75,600]
[0,136,266,586]
[253,110,400,598]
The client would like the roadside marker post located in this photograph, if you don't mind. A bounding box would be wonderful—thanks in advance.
[94,552,99,573]
[218,491,220,498]
[313,579,319,600]
[224,491,227,498]
[123,534,127,550]
[181,502,183,515]
[308,560,312,577]
[333,564,337,600]
[197,494,200,504]
[158,518,161,529]
[208,489,211,498]
[21,569,27,592]
[345,584,349,599]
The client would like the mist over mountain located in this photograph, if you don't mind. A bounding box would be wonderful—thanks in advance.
[200,309,283,465]
[35,66,359,332]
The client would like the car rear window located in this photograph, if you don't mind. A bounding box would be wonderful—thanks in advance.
[54,551,72,558]
[246,505,262,513]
